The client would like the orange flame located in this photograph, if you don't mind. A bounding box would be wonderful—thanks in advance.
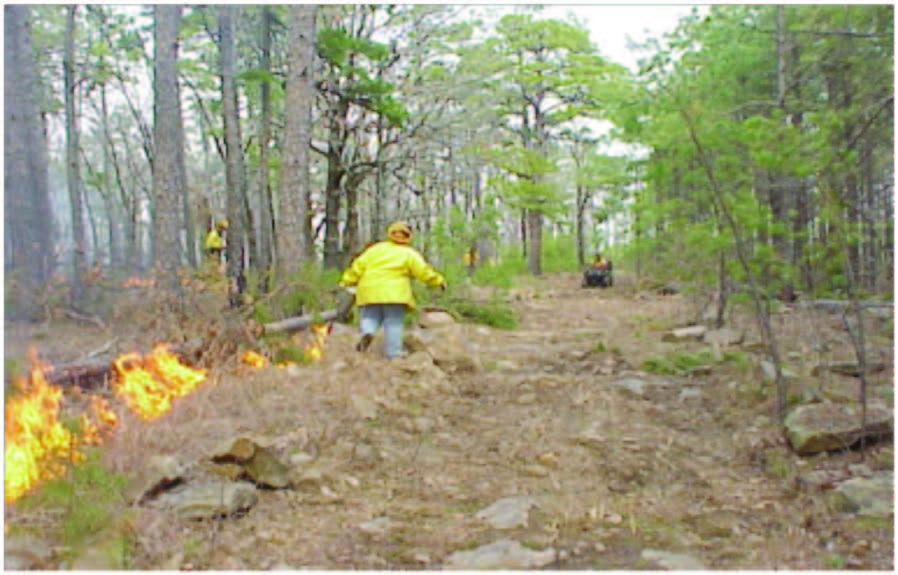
[243,323,331,370]
[121,275,155,288]
[4,363,116,503]
[112,346,206,421]
[304,323,331,361]
[241,350,269,368]
[6,346,205,503]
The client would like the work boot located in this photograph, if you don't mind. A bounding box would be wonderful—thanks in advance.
[356,333,374,352]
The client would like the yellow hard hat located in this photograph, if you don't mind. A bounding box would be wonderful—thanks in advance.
[216,219,229,230]
[387,221,412,244]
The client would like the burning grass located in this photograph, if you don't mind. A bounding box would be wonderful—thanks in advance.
[4,346,207,503]
[5,320,334,504]
[4,359,118,503]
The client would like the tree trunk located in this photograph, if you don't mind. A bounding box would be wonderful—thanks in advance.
[220,5,247,305]
[5,5,54,317]
[100,84,123,270]
[152,4,185,298]
[323,98,349,269]
[342,169,364,263]
[575,188,586,267]
[278,4,317,277]
[177,76,195,269]
[256,6,274,287]
[527,208,542,275]
[64,6,86,301]
[771,4,794,302]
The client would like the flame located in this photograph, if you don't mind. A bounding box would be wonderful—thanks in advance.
[304,323,331,361]
[4,363,116,503]
[121,275,155,288]
[6,346,205,502]
[241,350,268,368]
[242,323,332,370]
[112,346,207,421]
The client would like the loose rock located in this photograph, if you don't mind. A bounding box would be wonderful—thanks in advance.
[616,378,646,398]
[418,311,457,329]
[210,437,290,489]
[211,437,258,464]
[359,517,395,535]
[476,496,536,529]
[661,326,706,343]
[827,472,893,517]
[243,446,290,489]
[445,538,555,570]
[152,481,258,520]
[783,403,893,455]
[125,454,188,504]
[413,323,482,374]
[678,388,702,401]
[703,327,744,347]
[641,549,706,570]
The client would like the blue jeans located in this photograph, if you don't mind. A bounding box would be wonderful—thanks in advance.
[359,304,407,359]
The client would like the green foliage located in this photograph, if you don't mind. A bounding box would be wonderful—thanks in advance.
[622,4,893,305]
[541,235,581,274]
[247,264,342,324]
[272,344,312,366]
[449,299,519,330]
[317,23,409,128]
[6,356,23,380]
[17,449,130,547]
[641,349,746,376]
[471,258,528,289]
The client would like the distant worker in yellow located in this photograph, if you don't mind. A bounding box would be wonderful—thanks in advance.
[592,252,609,269]
[340,222,446,359]
[462,245,478,274]
[204,219,228,273]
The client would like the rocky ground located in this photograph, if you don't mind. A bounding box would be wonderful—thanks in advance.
[5,273,894,570]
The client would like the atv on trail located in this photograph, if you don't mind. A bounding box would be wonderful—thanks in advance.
[582,260,613,288]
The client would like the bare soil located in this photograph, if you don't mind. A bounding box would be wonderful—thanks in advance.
[5,273,894,570]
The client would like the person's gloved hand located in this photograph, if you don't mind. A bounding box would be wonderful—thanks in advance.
[343,286,357,295]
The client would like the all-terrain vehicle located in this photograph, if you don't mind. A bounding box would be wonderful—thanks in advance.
[582,260,613,288]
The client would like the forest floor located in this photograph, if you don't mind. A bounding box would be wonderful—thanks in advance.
[4,272,895,570]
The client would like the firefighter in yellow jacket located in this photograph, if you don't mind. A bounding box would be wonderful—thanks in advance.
[203,219,228,274]
[340,222,446,359]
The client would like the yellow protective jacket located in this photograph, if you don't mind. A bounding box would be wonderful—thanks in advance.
[341,241,444,308]
[204,229,224,251]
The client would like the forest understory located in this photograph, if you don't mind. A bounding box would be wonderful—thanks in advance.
[4,272,893,570]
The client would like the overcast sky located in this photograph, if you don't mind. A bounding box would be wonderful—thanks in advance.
[538,4,701,71]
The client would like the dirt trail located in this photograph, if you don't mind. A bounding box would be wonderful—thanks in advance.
[55,273,894,569]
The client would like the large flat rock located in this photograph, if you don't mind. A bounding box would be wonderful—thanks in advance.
[827,472,894,517]
[783,403,892,455]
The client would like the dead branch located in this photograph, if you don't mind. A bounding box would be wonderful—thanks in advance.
[8,338,206,390]
[796,300,893,313]
[64,308,107,329]
[262,291,355,335]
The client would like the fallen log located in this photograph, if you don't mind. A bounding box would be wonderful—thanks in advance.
[796,300,893,311]
[7,338,205,390]
[262,291,355,335]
